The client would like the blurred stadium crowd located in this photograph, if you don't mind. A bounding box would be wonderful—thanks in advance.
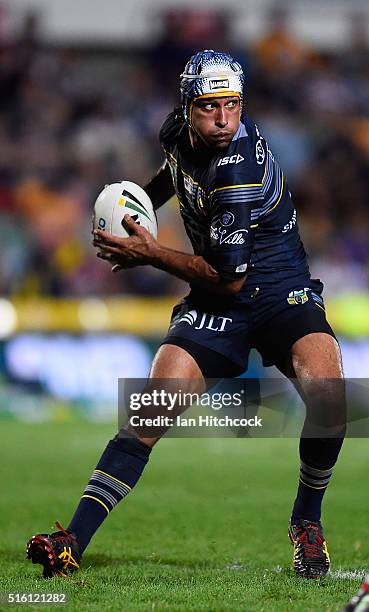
[0,6,368,298]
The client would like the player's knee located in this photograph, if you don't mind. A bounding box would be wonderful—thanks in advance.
[291,333,343,378]
[116,426,161,449]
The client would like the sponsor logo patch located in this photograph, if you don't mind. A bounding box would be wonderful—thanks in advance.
[282,210,297,233]
[218,154,245,166]
[209,78,229,90]
[210,225,248,245]
[172,308,233,332]
[256,139,265,165]
[98,217,106,229]
[177,309,198,326]
[287,288,310,305]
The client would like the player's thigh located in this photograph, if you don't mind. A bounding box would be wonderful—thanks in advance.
[254,286,346,429]
[149,343,205,385]
[126,344,206,447]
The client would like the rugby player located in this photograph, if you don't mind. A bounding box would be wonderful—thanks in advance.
[26,50,346,580]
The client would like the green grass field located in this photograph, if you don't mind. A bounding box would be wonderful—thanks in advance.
[0,420,367,611]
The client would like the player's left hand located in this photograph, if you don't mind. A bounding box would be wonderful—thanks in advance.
[93,215,157,270]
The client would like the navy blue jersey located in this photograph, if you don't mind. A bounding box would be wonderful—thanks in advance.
[159,109,310,302]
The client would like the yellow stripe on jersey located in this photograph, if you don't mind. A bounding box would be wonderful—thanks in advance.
[209,157,269,196]
[210,182,263,195]
[163,148,177,165]
[264,174,284,216]
[181,169,199,187]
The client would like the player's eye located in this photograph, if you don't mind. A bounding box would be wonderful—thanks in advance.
[226,100,238,108]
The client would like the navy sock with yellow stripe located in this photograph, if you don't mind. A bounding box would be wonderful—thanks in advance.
[291,461,333,523]
[291,435,344,522]
[67,435,151,553]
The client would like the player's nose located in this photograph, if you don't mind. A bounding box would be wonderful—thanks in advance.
[215,107,228,128]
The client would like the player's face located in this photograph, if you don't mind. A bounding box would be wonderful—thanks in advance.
[190,96,241,150]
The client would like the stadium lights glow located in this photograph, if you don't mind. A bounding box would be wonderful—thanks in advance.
[0,299,18,338]
[77,298,110,331]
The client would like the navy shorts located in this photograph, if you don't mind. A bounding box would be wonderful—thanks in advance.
[161,279,336,377]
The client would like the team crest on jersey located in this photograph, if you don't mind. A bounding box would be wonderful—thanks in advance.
[220,211,234,226]
[287,288,310,305]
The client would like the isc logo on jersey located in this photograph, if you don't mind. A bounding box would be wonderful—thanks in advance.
[218,154,245,166]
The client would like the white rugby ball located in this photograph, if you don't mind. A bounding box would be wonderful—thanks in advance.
[93,180,157,239]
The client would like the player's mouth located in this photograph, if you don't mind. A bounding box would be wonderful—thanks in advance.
[209,131,233,147]
[212,131,232,140]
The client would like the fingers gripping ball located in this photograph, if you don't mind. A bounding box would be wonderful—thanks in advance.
[93,181,158,239]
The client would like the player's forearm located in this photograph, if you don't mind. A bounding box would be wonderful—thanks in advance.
[149,244,245,296]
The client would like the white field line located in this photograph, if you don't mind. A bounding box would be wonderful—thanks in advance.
[227,565,367,580]
[273,566,366,580]
[328,569,366,580]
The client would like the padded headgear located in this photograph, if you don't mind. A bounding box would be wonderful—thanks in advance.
[180,49,245,124]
